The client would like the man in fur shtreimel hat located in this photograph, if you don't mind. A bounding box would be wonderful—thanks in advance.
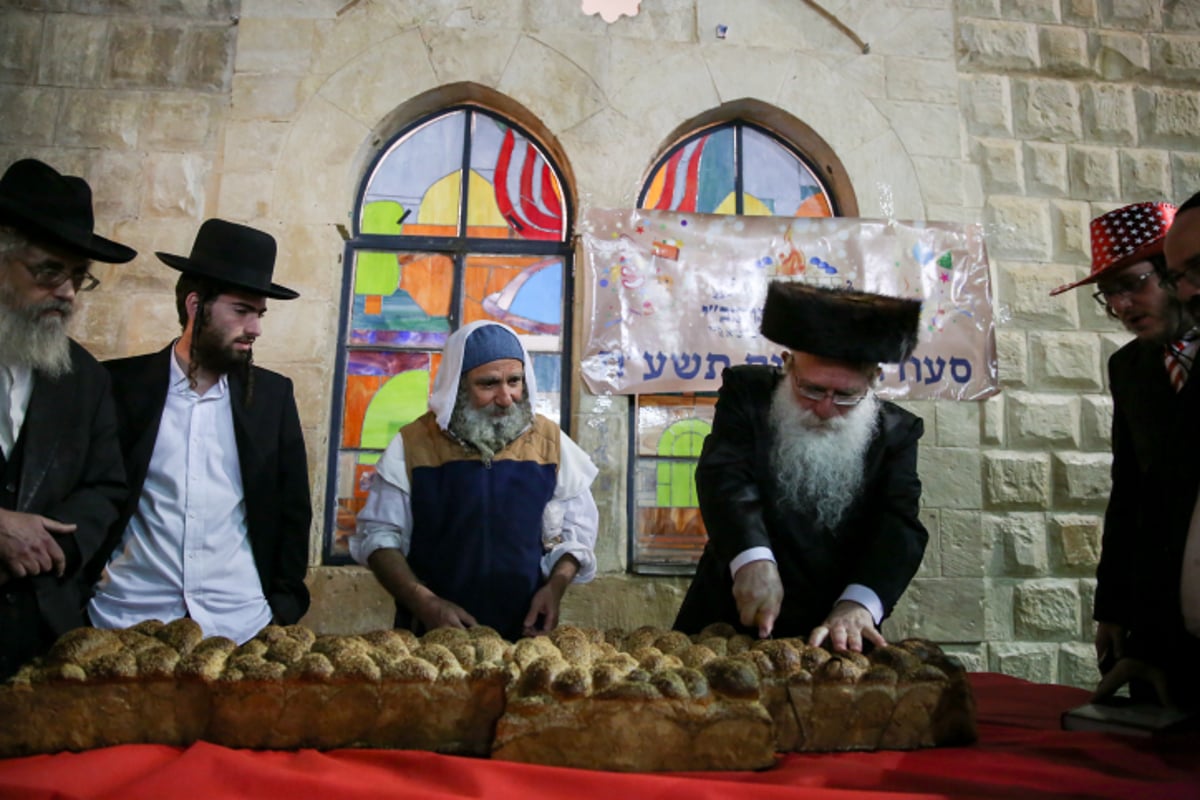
[87,219,312,645]
[674,280,928,651]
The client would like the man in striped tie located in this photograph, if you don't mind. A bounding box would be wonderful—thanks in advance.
[1160,190,1200,710]
[1051,201,1200,710]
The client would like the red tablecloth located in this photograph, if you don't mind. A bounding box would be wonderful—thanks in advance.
[1,673,1197,800]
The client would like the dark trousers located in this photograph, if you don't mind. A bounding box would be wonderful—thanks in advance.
[0,580,52,681]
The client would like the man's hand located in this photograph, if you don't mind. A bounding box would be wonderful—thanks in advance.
[1094,621,1127,670]
[732,559,783,638]
[523,557,578,637]
[413,592,477,631]
[1092,656,1175,709]
[0,508,76,579]
[808,600,885,653]
[366,548,476,631]
[523,580,566,637]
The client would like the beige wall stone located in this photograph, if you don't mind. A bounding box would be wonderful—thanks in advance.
[984,452,1052,507]
[1013,579,1080,639]
[1050,514,1103,572]
[989,642,1058,682]
[986,512,1049,574]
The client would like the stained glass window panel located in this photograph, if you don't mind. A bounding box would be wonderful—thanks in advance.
[360,111,466,235]
[530,352,561,424]
[341,350,436,450]
[632,460,709,571]
[463,254,563,351]
[470,115,566,242]
[742,126,833,218]
[349,250,454,348]
[642,128,735,215]
[331,451,380,562]
[631,395,715,572]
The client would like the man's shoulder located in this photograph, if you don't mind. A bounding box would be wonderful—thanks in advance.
[66,339,105,372]
[720,364,778,392]
[531,413,563,436]
[1108,337,1156,374]
[398,410,439,440]
[248,364,294,392]
[876,399,925,439]
[104,348,166,376]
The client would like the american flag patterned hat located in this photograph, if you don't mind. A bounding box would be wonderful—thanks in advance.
[1049,201,1176,296]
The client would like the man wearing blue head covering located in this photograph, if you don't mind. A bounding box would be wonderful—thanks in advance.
[350,320,599,641]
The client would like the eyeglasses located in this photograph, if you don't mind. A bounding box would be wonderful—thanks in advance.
[1160,264,1200,293]
[790,373,870,407]
[1091,270,1156,308]
[19,259,100,292]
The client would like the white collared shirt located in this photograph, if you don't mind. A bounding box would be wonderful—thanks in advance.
[0,361,33,458]
[89,349,271,643]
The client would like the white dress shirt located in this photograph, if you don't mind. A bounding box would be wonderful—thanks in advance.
[0,361,33,458]
[89,350,271,643]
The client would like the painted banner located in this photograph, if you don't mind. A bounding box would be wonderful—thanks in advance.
[579,209,998,401]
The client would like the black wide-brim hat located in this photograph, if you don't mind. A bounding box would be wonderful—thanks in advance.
[156,218,299,300]
[760,281,923,364]
[0,158,136,263]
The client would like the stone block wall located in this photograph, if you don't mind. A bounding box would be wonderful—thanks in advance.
[2,0,1199,689]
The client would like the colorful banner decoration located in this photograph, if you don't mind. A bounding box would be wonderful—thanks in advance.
[580,209,999,401]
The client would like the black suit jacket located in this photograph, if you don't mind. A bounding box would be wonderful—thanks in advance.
[6,341,126,636]
[93,346,311,625]
[1096,339,1200,640]
[674,365,928,638]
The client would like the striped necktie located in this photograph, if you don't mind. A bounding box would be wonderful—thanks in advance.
[1165,330,1200,393]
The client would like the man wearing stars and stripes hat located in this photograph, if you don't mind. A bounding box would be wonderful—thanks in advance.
[1053,201,1200,711]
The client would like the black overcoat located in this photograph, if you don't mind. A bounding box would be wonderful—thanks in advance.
[674,365,928,638]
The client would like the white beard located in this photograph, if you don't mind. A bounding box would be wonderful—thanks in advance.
[448,385,534,461]
[0,282,73,377]
[768,379,879,532]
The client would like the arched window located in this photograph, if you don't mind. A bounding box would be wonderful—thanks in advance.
[324,105,574,562]
[631,118,847,574]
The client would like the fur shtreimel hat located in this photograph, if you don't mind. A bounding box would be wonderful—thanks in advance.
[760,281,923,364]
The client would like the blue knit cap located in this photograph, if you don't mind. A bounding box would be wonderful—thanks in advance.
[461,325,524,373]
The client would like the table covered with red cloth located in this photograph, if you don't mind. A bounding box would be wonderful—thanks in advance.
[0,673,1196,799]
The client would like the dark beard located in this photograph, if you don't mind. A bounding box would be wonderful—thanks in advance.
[448,384,534,460]
[0,284,73,377]
[188,310,254,403]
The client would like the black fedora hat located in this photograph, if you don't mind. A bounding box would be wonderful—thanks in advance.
[0,158,136,263]
[156,218,299,300]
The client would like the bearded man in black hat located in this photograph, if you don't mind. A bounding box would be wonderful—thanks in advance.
[86,219,311,644]
[674,281,928,652]
[0,158,135,679]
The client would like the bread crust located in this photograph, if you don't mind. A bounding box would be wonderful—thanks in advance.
[0,623,975,766]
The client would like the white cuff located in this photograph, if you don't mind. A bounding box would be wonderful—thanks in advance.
[838,584,884,625]
[730,547,776,580]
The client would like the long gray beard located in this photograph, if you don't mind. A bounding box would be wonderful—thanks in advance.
[448,385,534,460]
[768,379,879,532]
[0,287,73,377]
